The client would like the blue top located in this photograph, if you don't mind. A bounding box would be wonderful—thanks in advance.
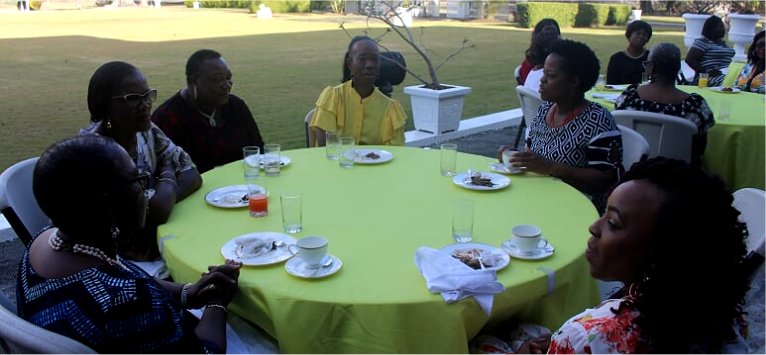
[17,249,214,353]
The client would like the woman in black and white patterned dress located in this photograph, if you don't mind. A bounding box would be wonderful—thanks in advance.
[500,39,622,213]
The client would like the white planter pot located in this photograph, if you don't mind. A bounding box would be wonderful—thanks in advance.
[682,13,711,49]
[729,13,761,62]
[630,9,641,21]
[446,0,469,19]
[426,0,440,17]
[404,85,472,134]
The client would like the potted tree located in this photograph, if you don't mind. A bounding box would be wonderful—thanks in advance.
[360,1,475,134]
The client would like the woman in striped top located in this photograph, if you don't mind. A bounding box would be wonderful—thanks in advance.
[685,15,734,87]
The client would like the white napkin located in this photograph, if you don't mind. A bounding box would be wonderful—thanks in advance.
[591,93,620,103]
[414,247,504,315]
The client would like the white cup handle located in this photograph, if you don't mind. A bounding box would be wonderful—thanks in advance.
[538,238,549,249]
[288,244,299,256]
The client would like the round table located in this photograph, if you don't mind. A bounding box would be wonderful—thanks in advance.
[158,146,599,353]
[588,85,765,190]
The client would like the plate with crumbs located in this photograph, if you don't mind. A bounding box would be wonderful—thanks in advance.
[452,172,511,191]
[439,242,510,271]
[205,185,262,208]
[354,149,394,164]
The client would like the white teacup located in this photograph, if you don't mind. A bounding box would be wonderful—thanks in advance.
[511,224,548,255]
[288,236,328,268]
[501,149,523,173]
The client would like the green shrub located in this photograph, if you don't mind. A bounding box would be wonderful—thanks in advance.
[607,4,631,26]
[254,0,311,13]
[575,3,610,27]
[516,2,578,28]
[184,0,193,8]
[187,0,252,8]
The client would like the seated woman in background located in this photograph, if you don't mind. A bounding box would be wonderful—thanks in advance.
[734,30,765,94]
[685,15,734,87]
[473,158,749,353]
[80,61,202,261]
[519,18,561,86]
[500,39,622,213]
[615,43,714,167]
[18,135,241,353]
[606,20,652,85]
[310,35,407,146]
[152,49,265,173]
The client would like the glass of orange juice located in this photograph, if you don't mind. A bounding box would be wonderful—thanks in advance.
[247,179,268,217]
[698,73,709,89]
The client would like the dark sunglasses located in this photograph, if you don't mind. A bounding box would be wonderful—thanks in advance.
[111,89,158,108]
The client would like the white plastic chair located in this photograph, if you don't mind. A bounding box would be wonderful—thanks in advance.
[514,86,543,149]
[514,64,522,86]
[304,108,316,147]
[617,124,650,171]
[733,188,766,258]
[612,110,698,163]
[0,291,96,353]
[0,157,48,245]
[678,60,696,84]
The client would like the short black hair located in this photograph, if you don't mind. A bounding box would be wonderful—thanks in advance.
[341,35,377,83]
[186,49,222,84]
[550,39,600,94]
[701,15,724,40]
[34,135,127,236]
[625,20,652,41]
[87,61,138,123]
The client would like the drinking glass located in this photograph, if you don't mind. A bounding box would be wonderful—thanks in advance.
[452,199,474,243]
[280,193,303,234]
[242,146,260,179]
[596,74,606,91]
[247,179,268,217]
[698,73,709,89]
[263,143,281,177]
[339,137,355,169]
[440,143,457,176]
[326,131,341,160]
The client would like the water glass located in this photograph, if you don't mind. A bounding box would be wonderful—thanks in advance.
[596,74,606,91]
[280,193,303,234]
[247,179,268,217]
[719,100,731,121]
[326,131,341,160]
[339,136,355,169]
[440,143,457,176]
[452,199,474,243]
[243,146,260,179]
[263,143,281,176]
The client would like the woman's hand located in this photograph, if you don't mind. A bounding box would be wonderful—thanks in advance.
[497,145,514,162]
[517,335,551,354]
[508,150,555,176]
[186,259,242,308]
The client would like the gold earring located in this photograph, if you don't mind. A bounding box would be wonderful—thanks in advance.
[106,119,112,129]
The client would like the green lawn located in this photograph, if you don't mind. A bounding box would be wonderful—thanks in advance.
[0,7,685,171]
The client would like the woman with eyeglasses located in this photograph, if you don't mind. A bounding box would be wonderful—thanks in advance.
[80,61,202,262]
[615,43,715,167]
[734,30,765,94]
[685,15,734,87]
[152,49,265,173]
[18,135,242,353]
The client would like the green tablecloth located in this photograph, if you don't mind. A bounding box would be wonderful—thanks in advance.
[158,146,599,353]
[588,86,765,190]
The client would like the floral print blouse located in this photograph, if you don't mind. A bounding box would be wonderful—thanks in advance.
[734,63,765,94]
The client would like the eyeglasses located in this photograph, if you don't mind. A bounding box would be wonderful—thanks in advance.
[641,61,652,70]
[124,171,151,190]
[111,89,158,108]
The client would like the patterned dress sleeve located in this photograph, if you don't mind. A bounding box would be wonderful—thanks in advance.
[149,123,196,174]
[614,84,640,110]
[549,299,644,354]
[688,94,715,133]
[311,86,342,133]
[585,104,622,172]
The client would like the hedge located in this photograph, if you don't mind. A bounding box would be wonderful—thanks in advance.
[516,2,578,28]
[253,0,311,13]
[184,0,251,8]
[575,3,610,27]
[607,4,631,26]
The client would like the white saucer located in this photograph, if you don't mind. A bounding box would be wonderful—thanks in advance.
[452,172,511,191]
[285,254,342,279]
[489,163,524,175]
[501,239,555,260]
[221,232,297,265]
[354,149,394,164]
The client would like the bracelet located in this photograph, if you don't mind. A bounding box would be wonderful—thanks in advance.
[180,283,193,308]
[158,177,177,187]
[206,304,228,313]
[159,171,175,178]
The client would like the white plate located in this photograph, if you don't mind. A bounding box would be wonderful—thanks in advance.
[452,172,511,191]
[221,232,297,265]
[285,254,342,279]
[439,242,510,271]
[249,155,291,169]
[603,84,627,91]
[205,184,263,208]
[354,149,394,164]
[710,87,741,94]
[501,239,555,260]
[489,163,524,175]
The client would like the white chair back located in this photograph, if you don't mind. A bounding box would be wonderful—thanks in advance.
[0,157,48,245]
[617,124,650,171]
[513,65,522,86]
[0,291,96,353]
[733,188,766,258]
[514,86,543,147]
[678,60,696,84]
[612,110,697,163]
[305,108,316,147]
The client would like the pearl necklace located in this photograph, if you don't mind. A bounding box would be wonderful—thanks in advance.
[48,229,130,272]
